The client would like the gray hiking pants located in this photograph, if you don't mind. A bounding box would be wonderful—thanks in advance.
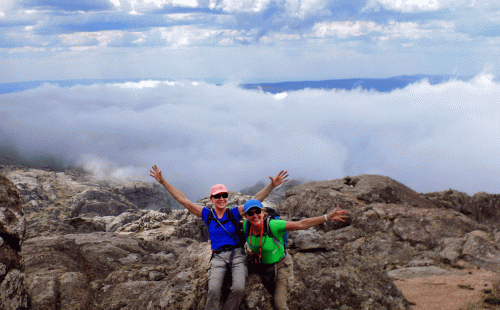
[206,247,247,310]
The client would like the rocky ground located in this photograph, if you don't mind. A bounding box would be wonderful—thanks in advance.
[393,264,499,310]
[1,165,500,309]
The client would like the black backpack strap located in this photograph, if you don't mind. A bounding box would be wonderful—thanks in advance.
[206,207,215,227]
[226,207,241,229]
[227,208,246,247]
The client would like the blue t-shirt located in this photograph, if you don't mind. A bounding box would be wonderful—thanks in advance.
[202,207,243,251]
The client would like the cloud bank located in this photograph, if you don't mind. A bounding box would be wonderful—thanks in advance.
[1,73,499,199]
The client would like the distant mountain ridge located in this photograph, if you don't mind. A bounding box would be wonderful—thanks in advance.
[0,74,472,94]
[240,74,472,93]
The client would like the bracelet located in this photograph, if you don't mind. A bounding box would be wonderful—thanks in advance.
[324,214,328,222]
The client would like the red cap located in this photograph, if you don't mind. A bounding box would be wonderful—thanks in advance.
[210,184,228,196]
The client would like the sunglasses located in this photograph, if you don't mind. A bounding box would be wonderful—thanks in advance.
[211,193,229,199]
[246,208,261,216]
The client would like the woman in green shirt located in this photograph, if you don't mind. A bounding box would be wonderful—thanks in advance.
[242,199,348,310]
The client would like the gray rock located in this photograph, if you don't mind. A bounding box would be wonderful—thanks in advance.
[59,272,93,310]
[436,237,466,265]
[0,175,25,242]
[114,182,183,210]
[462,231,500,270]
[27,275,58,309]
[0,269,28,310]
[387,266,452,279]
[289,229,326,251]
[106,211,144,232]
[469,192,500,228]
[0,174,28,310]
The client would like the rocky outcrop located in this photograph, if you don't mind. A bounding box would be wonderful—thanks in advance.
[0,166,182,238]
[2,167,500,309]
[425,189,500,229]
[0,174,28,310]
[281,175,500,273]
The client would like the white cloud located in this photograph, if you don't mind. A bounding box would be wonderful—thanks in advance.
[1,73,500,199]
[59,31,123,46]
[313,21,382,38]
[260,33,301,43]
[210,0,328,17]
[154,26,252,47]
[311,20,459,41]
[364,0,475,12]
[6,46,47,53]
[212,0,272,13]
[109,0,121,7]
[112,0,199,14]
[172,0,199,7]
[0,0,15,18]
[285,0,329,18]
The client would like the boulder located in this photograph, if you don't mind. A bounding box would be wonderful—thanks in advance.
[424,190,500,229]
[113,182,183,210]
[69,188,140,217]
[462,230,500,270]
[282,175,438,218]
[0,174,28,310]
[469,192,500,228]
[424,189,472,214]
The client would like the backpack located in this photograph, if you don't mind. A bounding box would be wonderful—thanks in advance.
[243,207,288,252]
[206,207,246,248]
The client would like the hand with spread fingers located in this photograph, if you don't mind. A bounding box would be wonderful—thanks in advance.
[327,205,349,222]
[149,165,165,184]
[269,170,289,188]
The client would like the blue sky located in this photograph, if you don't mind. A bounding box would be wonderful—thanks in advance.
[1,0,500,83]
[1,1,500,199]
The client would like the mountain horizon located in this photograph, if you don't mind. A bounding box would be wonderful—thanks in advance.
[0,74,474,95]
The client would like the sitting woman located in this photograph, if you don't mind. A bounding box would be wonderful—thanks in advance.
[242,199,349,310]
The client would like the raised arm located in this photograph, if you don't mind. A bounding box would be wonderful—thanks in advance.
[285,205,348,231]
[150,165,203,217]
[254,170,289,201]
[238,170,289,214]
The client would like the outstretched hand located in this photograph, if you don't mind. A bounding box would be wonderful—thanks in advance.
[269,170,289,188]
[149,165,164,184]
[327,205,349,222]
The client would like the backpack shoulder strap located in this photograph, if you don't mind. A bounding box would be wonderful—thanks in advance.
[206,207,215,227]
[225,207,241,229]
[265,218,284,250]
[243,220,250,239]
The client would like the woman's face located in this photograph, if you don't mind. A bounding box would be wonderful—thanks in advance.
[244,207,264,227]
[210,192,228,210]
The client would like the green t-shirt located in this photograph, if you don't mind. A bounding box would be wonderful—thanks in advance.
[244,219,286,264]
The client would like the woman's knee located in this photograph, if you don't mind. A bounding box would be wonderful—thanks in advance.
[231,281,245,295]
[207,284,222,298]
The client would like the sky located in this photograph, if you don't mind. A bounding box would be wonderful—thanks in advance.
[1,0,500,199]
[1,0,500,83]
